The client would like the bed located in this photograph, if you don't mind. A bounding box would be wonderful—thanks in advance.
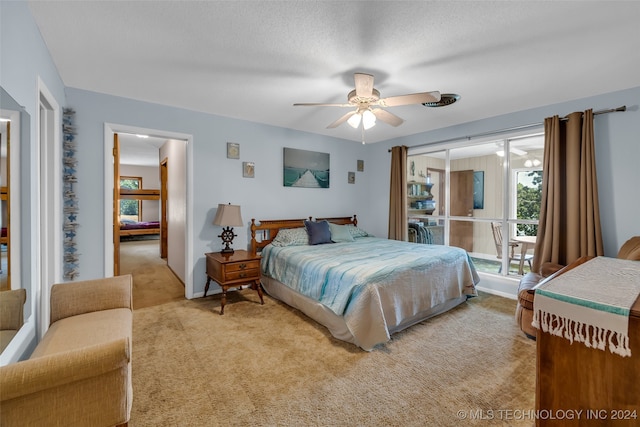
[250,215,479,350]
[119,219,160,237]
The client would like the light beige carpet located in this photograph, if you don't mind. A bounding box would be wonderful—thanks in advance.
[120,240,185,309]
[131,288,536,426]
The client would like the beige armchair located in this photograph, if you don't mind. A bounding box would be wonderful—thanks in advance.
[0,289,26,353]
[516,236,640,339]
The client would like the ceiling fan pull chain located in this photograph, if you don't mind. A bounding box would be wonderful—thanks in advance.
[361,125,366,144]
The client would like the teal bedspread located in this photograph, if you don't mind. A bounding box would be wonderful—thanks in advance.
[261,237,479,349]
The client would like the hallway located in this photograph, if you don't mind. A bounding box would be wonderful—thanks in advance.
[119,240,184,309]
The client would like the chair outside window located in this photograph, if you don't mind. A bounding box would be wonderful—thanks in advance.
[490,222,533,274]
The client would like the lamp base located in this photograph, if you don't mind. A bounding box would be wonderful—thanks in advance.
[218,227,237,254]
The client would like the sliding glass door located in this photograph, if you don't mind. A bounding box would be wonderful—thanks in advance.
[408,132,544,277]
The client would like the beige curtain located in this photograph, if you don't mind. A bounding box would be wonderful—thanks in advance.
[388,145,408,241]
[532,109,604,272]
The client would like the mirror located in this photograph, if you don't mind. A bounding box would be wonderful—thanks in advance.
[1,106,11,290]
[1,85,30,343]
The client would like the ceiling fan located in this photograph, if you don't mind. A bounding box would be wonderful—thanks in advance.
[294,73,441,130]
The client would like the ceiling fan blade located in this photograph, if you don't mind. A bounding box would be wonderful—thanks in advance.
[371,108,404,127]
[294,102,352,107]
[376,91,441,107]
[327,110,358,129]
[354,73,374,98]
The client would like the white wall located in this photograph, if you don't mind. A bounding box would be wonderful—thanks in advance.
[159,139,187,284]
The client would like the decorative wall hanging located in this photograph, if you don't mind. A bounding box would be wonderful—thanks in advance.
[242,161,255,178]
[227,142,240,159]
[357,160,364,172]
[62,108,79,280]
[348,172,355,184]
[283,147,330,188]
[473,170,484,209]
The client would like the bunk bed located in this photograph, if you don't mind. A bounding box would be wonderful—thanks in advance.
[118,188,160,238]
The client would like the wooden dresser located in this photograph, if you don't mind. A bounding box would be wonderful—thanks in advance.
[535,257,640,426]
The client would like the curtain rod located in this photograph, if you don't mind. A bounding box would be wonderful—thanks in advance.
[389,105,626,152]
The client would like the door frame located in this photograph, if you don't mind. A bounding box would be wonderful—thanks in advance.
[103,123,194,298]
[160,158,168,259]
[36,77,61,339]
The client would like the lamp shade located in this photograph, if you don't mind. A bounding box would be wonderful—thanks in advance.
[212,204,244,227]
[362,109,376,130]
[347,113,361,129]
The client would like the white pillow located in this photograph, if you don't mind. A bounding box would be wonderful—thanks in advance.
[270,227,309,247]
[345,224,370,238]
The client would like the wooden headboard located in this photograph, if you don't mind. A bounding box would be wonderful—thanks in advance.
[250,215,358,253]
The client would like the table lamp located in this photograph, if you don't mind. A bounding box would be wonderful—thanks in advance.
[212,203,244,253]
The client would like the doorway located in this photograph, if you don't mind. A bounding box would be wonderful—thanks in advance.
[114,132,165,276]
[104,124,192,298]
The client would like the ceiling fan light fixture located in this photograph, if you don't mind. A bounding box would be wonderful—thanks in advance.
[295,73,446,133]
[347,113,361,129]
[362,109,376,130]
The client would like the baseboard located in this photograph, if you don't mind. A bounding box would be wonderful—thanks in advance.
[475,271,519,300]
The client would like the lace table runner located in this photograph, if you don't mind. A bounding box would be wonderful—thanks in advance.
[532,256,640,357]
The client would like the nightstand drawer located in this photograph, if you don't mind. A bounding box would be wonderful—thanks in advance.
[225,260,260,273]
[225,268,260,282]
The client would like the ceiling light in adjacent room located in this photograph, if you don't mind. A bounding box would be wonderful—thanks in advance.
[496,146,527,157]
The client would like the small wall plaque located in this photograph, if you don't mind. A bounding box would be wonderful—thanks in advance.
[243,161,255,178]
[227,142,240,159]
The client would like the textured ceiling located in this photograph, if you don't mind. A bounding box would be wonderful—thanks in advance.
[28,1,640,149]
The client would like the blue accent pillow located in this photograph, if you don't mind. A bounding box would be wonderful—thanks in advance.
[329,223,355,243]
[304,220,333,245]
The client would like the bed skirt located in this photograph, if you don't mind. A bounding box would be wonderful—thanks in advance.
[261,275,467,350]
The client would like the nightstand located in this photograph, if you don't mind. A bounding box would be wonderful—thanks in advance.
[204,250,264,314]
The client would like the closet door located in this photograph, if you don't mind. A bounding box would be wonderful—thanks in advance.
[450,170,474,252]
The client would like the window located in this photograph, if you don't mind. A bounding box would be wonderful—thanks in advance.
[513,168,542,237]
[120,176,142,222]
[408,132,544,277]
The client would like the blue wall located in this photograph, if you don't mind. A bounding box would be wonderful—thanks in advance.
[65,88,371,292]
[2,1,639,305]
[372,87,640,257]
